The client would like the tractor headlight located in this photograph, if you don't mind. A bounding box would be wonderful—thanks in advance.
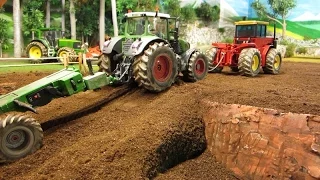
[103,40,111,48]
[131,39,142,55]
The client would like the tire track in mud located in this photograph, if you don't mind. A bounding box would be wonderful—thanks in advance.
[41,85,135,131]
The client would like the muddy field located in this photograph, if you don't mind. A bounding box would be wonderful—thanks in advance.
[0,61,320,179]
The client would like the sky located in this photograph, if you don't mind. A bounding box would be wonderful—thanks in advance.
[180,0,320,21]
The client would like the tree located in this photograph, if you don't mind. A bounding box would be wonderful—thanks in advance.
[251,0,296,38]
[195,2,220,24]
[22,0,44,37]
[45,0,50,28]
[61,0,65,32]
[111,0,118,37]
[162,0,180,17]
[69,0,76,39]
[99,0,105,49]
[13,0,21,57]
[0,9,10,57]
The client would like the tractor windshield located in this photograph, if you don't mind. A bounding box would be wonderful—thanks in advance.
[235,25,256,38]
[127,17,146,35]
[126,16,167,38]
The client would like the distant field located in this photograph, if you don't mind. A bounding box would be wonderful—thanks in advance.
[272,20,320,39]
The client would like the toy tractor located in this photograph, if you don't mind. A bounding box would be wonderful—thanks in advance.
[26,28,83,62]
[98,11,208,92]
[205,20,282,76]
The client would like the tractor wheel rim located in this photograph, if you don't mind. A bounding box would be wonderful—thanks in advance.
[29,46,42,58]
[252,54,259,71]
[195,58,205,75]
[5,129,27,150]
[274,54,281,69]
[59,51,67,57]
[153,54,172,82]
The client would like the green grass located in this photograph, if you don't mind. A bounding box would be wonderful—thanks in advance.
[283,57,320,63]
[272,20,320,39]
[0,60,99,74]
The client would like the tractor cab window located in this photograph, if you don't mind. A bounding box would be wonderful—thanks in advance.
[54,31,62,39]
[147,17,167,39]
[256,24,266,37]
[127,17,146,35]
[236,25,256,37]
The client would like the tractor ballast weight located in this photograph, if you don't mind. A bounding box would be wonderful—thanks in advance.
[205,20,282,77]
[98,11,208,92]
[26,28,83,62]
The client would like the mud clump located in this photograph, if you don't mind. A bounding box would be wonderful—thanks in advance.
[143,117,207,179]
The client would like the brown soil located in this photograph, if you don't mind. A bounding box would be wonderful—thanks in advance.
[0,62,320,179]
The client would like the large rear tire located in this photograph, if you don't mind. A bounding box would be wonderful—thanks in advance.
[97,54,112,75]
[183,51,208,82]
[57,47,77,62]
[26,42,48,63]
[205,47,223,73]
[133,42,178,92]
[263,48,282,74]
[238,48,261,77]
[0,114,43,163]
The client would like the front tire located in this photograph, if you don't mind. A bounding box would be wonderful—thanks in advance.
[57,47,77,62]
[183,51,208,82]
[0,114,43,163]
[238,48,261,77]
[133,42,178,92]
[263,48,282,74]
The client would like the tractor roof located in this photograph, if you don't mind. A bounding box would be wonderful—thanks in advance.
[125,12,171,18]
[235,20,269,25]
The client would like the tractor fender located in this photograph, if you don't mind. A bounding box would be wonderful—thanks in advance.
[28,39,49,49]
[102,36,123,54]
[127,36,167,56]
[180,48,199,72]
[260,45,274,65]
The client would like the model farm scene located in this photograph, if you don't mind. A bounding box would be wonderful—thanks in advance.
[0,0,319,179]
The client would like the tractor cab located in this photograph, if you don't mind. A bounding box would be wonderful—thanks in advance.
[234,21,276,48]
[124,12,171,39]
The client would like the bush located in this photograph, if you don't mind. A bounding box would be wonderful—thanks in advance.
[284,43,297,58]
[180,5,196,22]
[295,47,307,54]
[221,37,233,43]
[218,28,225,34]
[195,2,220,22]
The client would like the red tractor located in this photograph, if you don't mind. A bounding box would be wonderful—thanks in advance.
[205,20,282,76]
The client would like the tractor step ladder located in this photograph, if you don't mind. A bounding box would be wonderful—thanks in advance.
[48,48,55,57]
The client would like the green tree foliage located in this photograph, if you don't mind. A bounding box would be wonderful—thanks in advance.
[76,0,100,38]
[162,0,180,17]
[195,2,220,23]
[251,0,297,38]
[180,5,197,22]
[22,0,45,36]
[0,9,10,53]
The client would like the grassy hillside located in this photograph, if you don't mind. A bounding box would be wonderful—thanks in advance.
[296,20,320,31]
[274,20,320,39]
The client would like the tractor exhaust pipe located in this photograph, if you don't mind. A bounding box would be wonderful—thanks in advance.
[273,22,277,48]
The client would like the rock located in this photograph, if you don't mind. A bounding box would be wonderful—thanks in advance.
[202,101,320,179]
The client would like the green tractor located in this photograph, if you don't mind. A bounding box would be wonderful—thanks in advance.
[26,28,83,62]
[98,11,208,92]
